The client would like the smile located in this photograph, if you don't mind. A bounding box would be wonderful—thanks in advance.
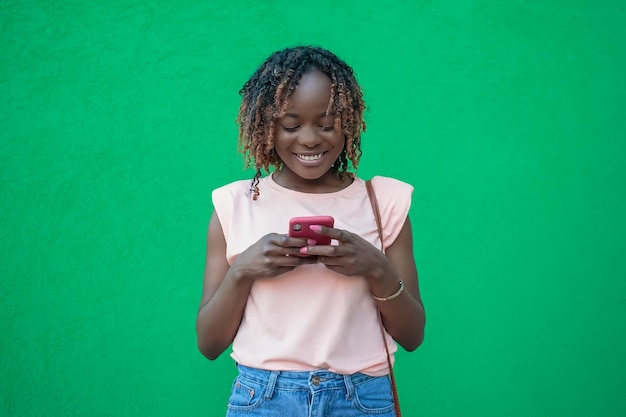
[296,152,324,161]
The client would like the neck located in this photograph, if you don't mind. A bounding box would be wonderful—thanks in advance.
[272,170,353,193]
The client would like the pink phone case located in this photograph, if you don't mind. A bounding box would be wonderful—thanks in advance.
[289,215,334,245]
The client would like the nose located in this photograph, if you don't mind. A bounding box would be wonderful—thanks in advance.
[297,125,322,147]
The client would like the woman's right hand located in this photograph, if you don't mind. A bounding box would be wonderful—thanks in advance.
[229,233,318,282]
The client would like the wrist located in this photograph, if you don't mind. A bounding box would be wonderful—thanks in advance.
[366,267,402,301]
[371,280,404,301]
[227,263,255,286]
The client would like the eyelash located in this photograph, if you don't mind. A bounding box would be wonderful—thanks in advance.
[282,125,334,132]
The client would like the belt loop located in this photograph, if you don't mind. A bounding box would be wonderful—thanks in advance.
[264,370,279,399]
[343,374,355,400]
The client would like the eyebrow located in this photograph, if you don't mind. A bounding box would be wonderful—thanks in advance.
[282,112,335,118]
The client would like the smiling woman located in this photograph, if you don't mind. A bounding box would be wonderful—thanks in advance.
[196,46,425,417]
[235,46,366,200]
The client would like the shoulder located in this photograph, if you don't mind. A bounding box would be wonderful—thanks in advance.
[369,176,414,199]
[212,179,254,202]
[211,179,256,220]
[360,176,413,248]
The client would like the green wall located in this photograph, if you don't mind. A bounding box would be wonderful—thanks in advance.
[2,1,625,416]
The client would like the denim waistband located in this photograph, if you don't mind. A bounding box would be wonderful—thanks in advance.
[235,364,384,399]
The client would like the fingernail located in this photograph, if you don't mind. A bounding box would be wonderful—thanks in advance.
[309,225,322,232]
[307,239,317,245]
[299,247,308,254]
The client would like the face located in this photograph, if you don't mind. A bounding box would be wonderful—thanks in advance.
[273,70,346,190]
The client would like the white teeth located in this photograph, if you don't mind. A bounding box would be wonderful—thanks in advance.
[297,153,323,161]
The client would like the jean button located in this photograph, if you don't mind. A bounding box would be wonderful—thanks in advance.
[312,376,321,386]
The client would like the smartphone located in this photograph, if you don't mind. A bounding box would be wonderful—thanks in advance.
[289,215,334,246]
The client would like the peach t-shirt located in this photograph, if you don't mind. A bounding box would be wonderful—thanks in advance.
[211,175,413,376]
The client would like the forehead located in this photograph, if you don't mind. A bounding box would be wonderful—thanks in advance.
[285,70,333,113]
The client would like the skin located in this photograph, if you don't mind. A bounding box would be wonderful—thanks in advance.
[196,70,425,360]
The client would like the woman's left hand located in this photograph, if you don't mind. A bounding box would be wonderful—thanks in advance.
[298,224,391,280]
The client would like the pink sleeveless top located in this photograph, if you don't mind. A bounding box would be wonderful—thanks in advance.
[211,175,413,376]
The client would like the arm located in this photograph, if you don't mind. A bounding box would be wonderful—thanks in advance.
[369,216,425,351]
[195,211,252,360]
[196,211,316,360]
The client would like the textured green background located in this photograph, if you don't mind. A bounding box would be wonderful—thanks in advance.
[2,1,625,416]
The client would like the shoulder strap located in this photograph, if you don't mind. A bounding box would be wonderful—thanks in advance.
[365,180,384,251]
[365,179,402,417]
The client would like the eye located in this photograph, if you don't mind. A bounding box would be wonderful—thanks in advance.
[281,125,299,132]
[319,115,336,131]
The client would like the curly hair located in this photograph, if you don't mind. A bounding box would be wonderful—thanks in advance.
[236,46,366,199]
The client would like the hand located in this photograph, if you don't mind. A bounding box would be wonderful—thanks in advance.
[298,224,390,280]
[230,233,318,281]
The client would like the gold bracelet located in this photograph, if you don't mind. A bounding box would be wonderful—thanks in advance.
[371,280,404,302]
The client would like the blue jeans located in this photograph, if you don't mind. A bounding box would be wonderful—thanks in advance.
[225,364,396,417]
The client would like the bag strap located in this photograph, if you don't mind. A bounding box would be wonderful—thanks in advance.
[365,180,402,417]
[365,179,385,253]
